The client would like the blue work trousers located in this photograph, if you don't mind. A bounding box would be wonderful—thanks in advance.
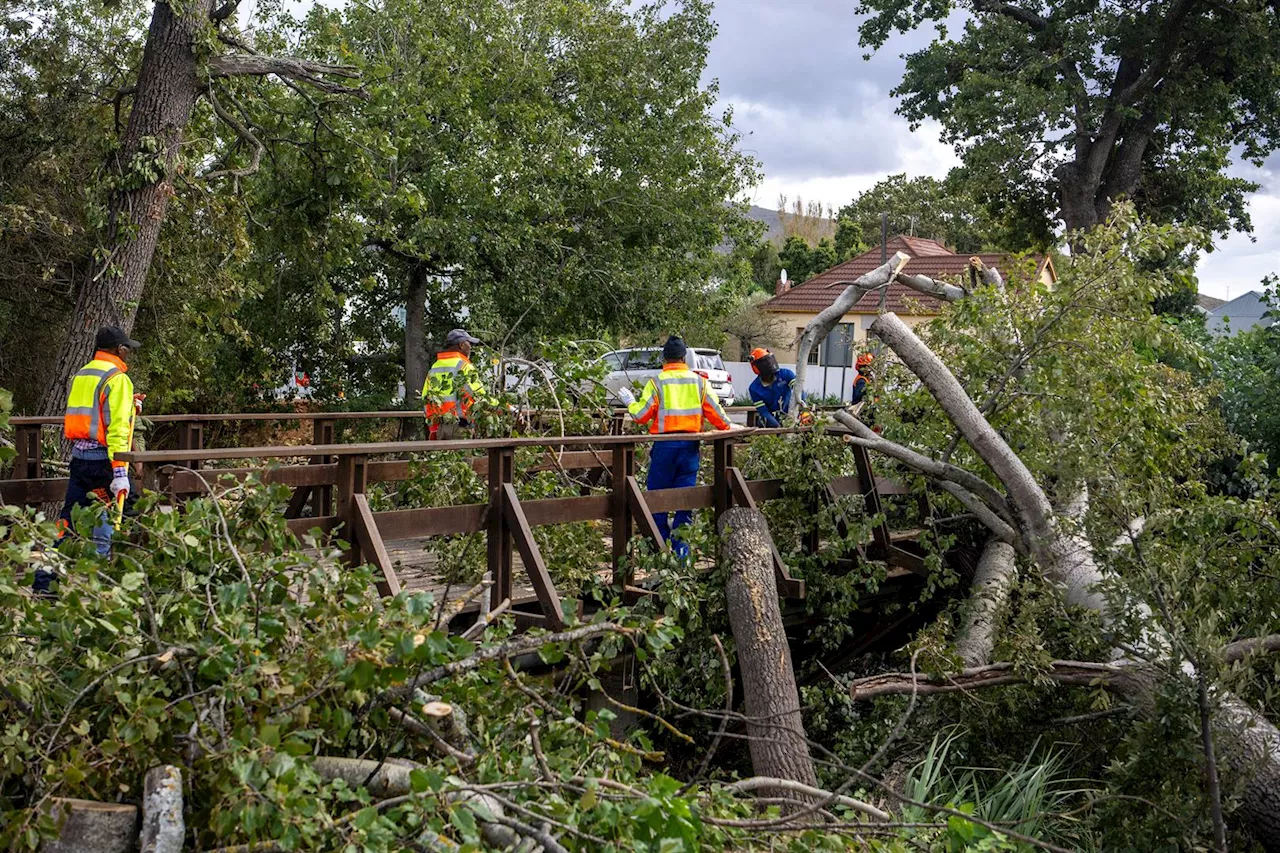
[36,456,136,593]
[647,440,701,559]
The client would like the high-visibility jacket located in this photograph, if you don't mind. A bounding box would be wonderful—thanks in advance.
[63,351,136,467]
[422,351,489,423]
[627,362,731,434]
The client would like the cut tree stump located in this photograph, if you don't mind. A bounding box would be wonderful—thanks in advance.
[40,798,137,853]
[721,507,818,807]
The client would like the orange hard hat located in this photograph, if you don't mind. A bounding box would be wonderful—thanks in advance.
[856,352,874,369]
[750,347,770,362]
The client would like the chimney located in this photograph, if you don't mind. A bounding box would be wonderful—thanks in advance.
[775,268,790,296]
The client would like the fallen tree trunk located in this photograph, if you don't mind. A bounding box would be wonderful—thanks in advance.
[721,508,818,801]
[863,311,1280,849]
[954,539,1018,667]
[789,252,910,418]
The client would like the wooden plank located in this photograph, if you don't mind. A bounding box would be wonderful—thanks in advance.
[624,476,667,550]
[728,467,805,598]
[887,545,929,577]
[0,477,66,504]
[502,482,565,630]
[520,494,612,526]
[746,478,784,502]
[373,504,487,539]
[612,445,634,586]
[488,448,514,609]
[851,444,893,554]
[351,494,402,597]
[644,485,714,514]
[285,516,342,537]
[115,427,802,464]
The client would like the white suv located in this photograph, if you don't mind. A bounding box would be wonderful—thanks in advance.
[600,347,735,407]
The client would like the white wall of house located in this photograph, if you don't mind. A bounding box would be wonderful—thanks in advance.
[724,361,862,403]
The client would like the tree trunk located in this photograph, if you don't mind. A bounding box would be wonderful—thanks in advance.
[404,261,429,408]
[38,0,213,416]
[720,507,818,800]
[954,539,1017,667]
[40,799,138,853]
[789,252,909,417]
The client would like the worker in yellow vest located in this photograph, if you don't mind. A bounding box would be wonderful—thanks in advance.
[618,335,731,558]
[37,326,142,591]
[422,328,491,440]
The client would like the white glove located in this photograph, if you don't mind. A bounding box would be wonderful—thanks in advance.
[110,466,130,498]
[618,387,636,407]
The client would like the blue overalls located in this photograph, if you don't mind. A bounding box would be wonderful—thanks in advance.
[748,368,797,428]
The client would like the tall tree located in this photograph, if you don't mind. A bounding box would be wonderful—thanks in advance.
[857,0,1280,238]
[281,0,755,401]
[33,0,363,416]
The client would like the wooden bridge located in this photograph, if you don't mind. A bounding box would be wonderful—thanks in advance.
[4,410,934,644]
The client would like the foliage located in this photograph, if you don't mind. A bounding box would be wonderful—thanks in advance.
[1209,292,1280,471]
[857,0,1280,236]
[834,173,1044,256]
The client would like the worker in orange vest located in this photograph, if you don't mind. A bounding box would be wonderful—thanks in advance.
[422,329,491,440]
[618,335,732,558]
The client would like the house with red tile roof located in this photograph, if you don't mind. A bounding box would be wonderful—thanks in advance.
[760,235,1056,368]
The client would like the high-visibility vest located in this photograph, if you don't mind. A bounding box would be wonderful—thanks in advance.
[63,351,136,464]
[422,352,487,421]
[627,362,731,435]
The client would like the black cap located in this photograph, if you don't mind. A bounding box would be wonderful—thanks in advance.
[95,326,141,351]
[661,335,687,362]
[445,328,481,346]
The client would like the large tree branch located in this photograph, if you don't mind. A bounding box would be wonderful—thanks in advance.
[790,252,909,416]
[207,54,368,99]
[848,659,1150,702]
[868,313,1056,548]
[969,0,1047,30]
[832,410,1020,534]
[954,539,1019,667]
[204,86,263,180]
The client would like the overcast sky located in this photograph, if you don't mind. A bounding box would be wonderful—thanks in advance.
[703,0,1279,300]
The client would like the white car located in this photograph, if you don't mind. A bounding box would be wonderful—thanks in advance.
[600,347,736,408]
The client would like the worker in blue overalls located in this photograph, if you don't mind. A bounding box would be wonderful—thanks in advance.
[747,347,797,428]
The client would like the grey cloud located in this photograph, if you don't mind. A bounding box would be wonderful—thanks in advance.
[704,0,955,183]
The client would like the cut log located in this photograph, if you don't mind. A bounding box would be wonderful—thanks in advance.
[954,539,1018,667]
[790,252,909,416]
[311,756,418,797]
[140,765,184,853]
[720,508,818,802]
[40,799,138,853]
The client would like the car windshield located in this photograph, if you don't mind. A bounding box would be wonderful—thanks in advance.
[693,351,725,371]
[624,349,665,370]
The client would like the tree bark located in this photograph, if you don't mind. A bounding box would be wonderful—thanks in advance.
[39,0,214,416]
[720,507,818,801]
[41,799,138,853]
[954,539,1017,667]
[140,765,185,853]
[789,252,909,417]
[404,262,429,408]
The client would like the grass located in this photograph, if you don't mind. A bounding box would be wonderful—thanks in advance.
[899,729,1101,850]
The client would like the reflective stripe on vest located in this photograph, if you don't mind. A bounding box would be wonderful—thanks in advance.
[64,362,121,444]
[655,373,707,434]
[424,356,469,418]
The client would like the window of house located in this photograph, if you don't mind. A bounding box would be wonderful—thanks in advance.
[820,323,856,368]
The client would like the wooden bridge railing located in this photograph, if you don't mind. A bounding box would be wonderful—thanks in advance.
[4,406,771,491]
[103,429,924,631]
